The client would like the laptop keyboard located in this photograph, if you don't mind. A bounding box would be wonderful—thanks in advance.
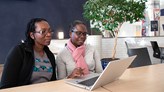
[78,76,99,86]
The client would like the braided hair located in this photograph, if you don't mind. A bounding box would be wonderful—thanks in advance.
[25,18,47,45]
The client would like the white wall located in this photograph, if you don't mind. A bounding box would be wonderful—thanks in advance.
[160,0,164,9]
[49,36,164,65]
[118,22,138,37]
[159,16,164,36]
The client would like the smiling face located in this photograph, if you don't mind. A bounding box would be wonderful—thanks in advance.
[30,21,53,47]
[69,23,88,47]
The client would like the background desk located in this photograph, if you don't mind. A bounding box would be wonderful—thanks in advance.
[103,64,164,92]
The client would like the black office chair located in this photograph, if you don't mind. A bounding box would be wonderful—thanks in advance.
[127,47,152,68]
[150,41,164,63]
[125,41,130,55]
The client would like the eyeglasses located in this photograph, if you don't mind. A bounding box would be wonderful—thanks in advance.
[34,29,54,36]
[72,28,88,37]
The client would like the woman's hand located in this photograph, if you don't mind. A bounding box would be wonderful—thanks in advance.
[67,67,85,78]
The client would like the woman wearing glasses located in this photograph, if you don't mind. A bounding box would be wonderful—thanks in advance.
[0,18,57,89]
[56,20,102,79]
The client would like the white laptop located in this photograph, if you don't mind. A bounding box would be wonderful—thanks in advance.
[65,55,136,91]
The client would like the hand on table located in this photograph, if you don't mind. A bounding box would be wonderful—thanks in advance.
[67,67,85,78]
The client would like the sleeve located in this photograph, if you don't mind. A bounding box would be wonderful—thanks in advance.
[0,45,23,89]
[93,49,103,73]
[56,53,67,80]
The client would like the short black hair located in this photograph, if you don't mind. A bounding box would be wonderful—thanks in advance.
[69,20,86,32]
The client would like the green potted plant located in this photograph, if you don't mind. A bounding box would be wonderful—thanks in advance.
[83,0,146,61]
